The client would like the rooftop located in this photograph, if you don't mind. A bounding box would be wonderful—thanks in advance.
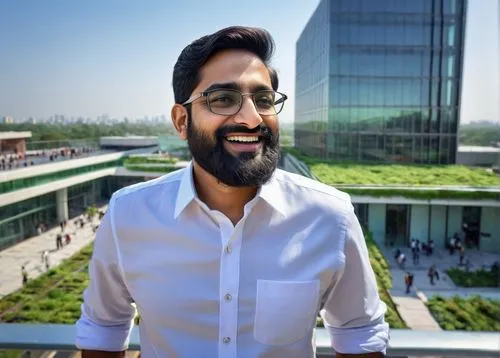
[0,131,32,140]
[285,148,499,188]
[458,145,500,153]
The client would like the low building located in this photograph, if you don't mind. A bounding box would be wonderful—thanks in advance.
[0,132,32,158]
[457,146,500,167]
[99,136,158,150]
[283,153,500,254]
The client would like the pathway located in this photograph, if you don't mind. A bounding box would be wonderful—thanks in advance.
[0,211,105,299]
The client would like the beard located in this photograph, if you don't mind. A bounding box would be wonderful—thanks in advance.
[186,117,280,187]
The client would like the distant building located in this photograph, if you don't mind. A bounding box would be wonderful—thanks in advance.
[295,0,468,164]
[457,146,500,167]
[2,116,15,124]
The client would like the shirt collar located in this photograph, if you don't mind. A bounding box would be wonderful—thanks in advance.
[174,161,196,219]
[257,171,288,217]
[174,162,287,218]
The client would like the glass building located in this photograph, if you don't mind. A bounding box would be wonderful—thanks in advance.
[295,0,467,164]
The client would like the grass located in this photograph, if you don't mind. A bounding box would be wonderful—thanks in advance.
[446,267,500,288]
[0,244,93,320]
[427,295,500,331]
[283,147,499,187]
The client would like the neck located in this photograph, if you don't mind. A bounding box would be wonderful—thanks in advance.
[191,161,258,225]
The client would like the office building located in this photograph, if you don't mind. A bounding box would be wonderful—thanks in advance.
[295,0,467,163]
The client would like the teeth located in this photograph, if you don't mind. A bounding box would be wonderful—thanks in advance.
[226,136,259,143]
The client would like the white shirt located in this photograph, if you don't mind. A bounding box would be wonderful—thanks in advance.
[76,163,389,357]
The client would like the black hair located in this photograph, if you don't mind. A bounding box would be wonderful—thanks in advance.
[173,26,279,104]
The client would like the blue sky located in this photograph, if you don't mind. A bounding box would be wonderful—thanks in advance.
[0,0,498,124]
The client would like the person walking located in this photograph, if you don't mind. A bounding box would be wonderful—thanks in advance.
[404,272,414,294]
[56,233,63,250]
[21,266,28,285]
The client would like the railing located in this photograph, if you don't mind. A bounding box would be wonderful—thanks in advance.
[0,325,499,357]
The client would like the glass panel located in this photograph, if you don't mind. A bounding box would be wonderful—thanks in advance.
[444,0,457,15]
[339,77,350,105]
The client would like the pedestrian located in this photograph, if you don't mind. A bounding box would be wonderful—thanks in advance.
[412,249,419,266]
[398,252,406,269]
[428,264,439,285]
[448,236,456,255]
[21,266,28,285]
[75,26,389,357]
[459,247,465,266]
[404,272,414,294]
[42,250,50,270]
[56,233,63,250]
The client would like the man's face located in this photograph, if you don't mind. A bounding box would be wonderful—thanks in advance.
[186,50,280,187]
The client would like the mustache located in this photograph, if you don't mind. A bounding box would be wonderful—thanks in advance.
[216,124,273,139]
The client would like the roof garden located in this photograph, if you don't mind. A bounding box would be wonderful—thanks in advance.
[283,147,500,201]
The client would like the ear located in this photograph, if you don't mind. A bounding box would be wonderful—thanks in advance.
[171,104,188,140]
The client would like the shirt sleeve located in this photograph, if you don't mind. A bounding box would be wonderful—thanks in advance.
[320,205,389,355]
[75,196,136,351]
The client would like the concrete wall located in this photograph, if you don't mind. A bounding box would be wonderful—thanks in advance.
[430,205,447,246]
[480,207,500,253]
[368,204,386,246]
[410,204,428,242]
[56,188,68,223]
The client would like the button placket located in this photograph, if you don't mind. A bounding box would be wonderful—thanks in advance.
[218,218,240,358]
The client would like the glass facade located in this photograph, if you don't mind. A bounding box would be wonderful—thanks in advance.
[295,0,467,163]
[0,175,144,250]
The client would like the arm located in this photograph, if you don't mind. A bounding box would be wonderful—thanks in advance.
[320,205,389,356]
[76,197,136,355]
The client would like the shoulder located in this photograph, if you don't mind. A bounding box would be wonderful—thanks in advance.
[111,167,184,204]
[273,168,351,204]
[270,169,353,220]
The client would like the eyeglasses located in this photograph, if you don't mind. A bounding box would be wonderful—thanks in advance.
[182,89,288,116]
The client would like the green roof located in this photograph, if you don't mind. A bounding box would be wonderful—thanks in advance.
[285,148,499,188]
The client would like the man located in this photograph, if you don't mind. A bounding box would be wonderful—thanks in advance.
[76,26,388,357]
[404,272,414,294]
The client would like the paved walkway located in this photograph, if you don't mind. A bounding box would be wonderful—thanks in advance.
[0,212,104,299]
[379,244,500,330]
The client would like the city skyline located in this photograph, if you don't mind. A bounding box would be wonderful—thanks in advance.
[0,0,499,123]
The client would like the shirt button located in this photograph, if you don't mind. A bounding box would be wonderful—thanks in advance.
[225,245,232,254]
[223,337,231,344]
[224,293,232,301]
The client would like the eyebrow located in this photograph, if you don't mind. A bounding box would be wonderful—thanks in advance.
[203,82,273,93]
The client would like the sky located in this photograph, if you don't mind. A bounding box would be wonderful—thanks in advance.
[0,0,498,124]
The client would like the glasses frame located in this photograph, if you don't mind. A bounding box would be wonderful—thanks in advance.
[182,88,288,116]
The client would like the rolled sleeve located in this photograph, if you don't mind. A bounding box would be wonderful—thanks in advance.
[320,205,389,354]
[75,197,136,351]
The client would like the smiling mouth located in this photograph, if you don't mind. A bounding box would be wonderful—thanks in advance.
[224,135,262,143]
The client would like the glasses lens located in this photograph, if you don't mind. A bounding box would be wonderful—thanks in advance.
[207,90,241,115]
[254,91,276,115]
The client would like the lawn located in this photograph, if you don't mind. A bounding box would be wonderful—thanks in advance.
[0,244,92,322]
[284,147,499,187]
[427,295,500,331]
[446,267,499,288]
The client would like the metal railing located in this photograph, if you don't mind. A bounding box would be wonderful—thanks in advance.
[0,325,498,357]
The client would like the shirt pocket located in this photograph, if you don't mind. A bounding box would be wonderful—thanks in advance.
[253,279,320,346]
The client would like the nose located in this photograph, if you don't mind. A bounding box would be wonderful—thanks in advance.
[233,95,263,128]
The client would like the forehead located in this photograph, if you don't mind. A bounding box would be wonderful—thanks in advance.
[195,49,272,92]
